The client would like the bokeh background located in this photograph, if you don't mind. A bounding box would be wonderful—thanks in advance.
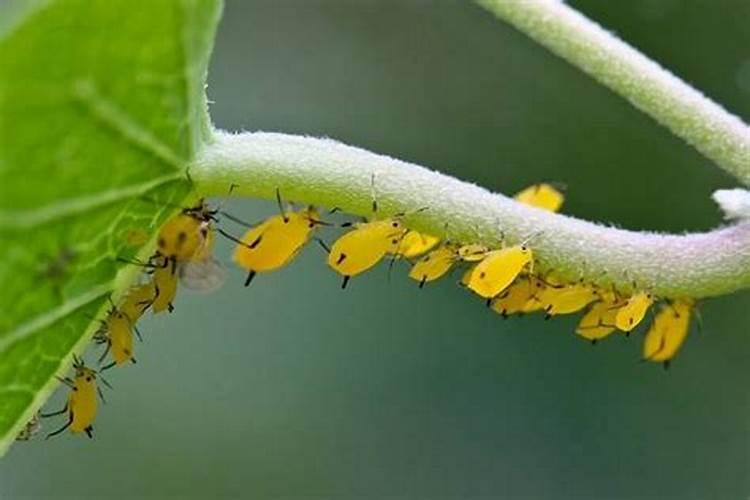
[3,1,750,498]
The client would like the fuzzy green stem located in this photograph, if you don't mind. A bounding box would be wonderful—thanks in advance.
[191,131,750,299]
[477,0,750,187]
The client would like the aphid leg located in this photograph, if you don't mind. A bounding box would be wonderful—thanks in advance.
[97,342,111,365]
[217,228,262,249]
[97,386,107,405]
[98,375,113,390]
[244,270,257,287]
[134,325,143,342]
[116,256,156,269]
[695,307,704,335]
[370,173,378,215]
[40,404,68,418]
[591,339,597,346]
[315,238,331,254]
[55,376,76,389]
[341,276,351,289]
[167,303,175,313]
[485,298,492,308]
[45,414,72,440]
[84,426,94,439]
[663,360,671,371]
[100,361,117,372]
[276,188,289,222]
[386,256,398,282]
[419,276,426,289]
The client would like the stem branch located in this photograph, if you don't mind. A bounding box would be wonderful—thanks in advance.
[192,131,750,299]
[477,0,750,186]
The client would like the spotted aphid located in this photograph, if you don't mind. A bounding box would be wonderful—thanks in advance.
[642,300,693,367]
[465,243,534,299]
[615,291,655,332]
[119,283,157,322]
[40,355,110,439]
[408,244,460,287]
[490,277,537,317]
[538,282,598,318]
[514,183,565,213]
[226,193,326,286]
[156,199,217,262]
[456,243,491,262]
[326,175,425,288]
[94,304,139,370]
[328,218,407,288]
[391,230,440,259]
[150,254,178,314]
[576,291,626,343]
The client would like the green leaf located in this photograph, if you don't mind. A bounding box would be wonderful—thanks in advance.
[0,0,222,455]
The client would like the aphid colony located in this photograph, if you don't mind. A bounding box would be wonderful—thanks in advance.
[31,182,698,441]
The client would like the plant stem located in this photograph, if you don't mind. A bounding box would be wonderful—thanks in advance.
[191,131,750,299]
[477,0,750,187]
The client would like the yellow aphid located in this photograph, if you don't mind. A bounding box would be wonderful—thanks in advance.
[457,243,490,262]
[408,244,458,287]
[151,254,178,314]
[643,300,693,366]
[615,291,655,332]
[95,307,137,369]
[521,276,548,312]
[392,230,440,258]
[41,356,108,439]
[576,300,621,342]
[460,266,474,287]
[157,199,216,261]
[466,244,533,299]
[231,206,323,286]
[539,282,598,318]
[119,283,156,322]
[490,277,536,317]
[514,183,565,213]
[327,218,405,288]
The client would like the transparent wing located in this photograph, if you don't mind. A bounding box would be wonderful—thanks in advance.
[178,258,226,293]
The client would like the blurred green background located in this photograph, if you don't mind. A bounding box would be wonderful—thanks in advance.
[3,1,750,498]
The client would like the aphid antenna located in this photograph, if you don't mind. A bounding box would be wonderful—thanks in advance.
[535,274,564,289]
[54,376,75,390]
[519,231,544,247]
[395,206,430,220]
[308,216,334,227]
[72,353,85,370]
[219,210,258,228]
